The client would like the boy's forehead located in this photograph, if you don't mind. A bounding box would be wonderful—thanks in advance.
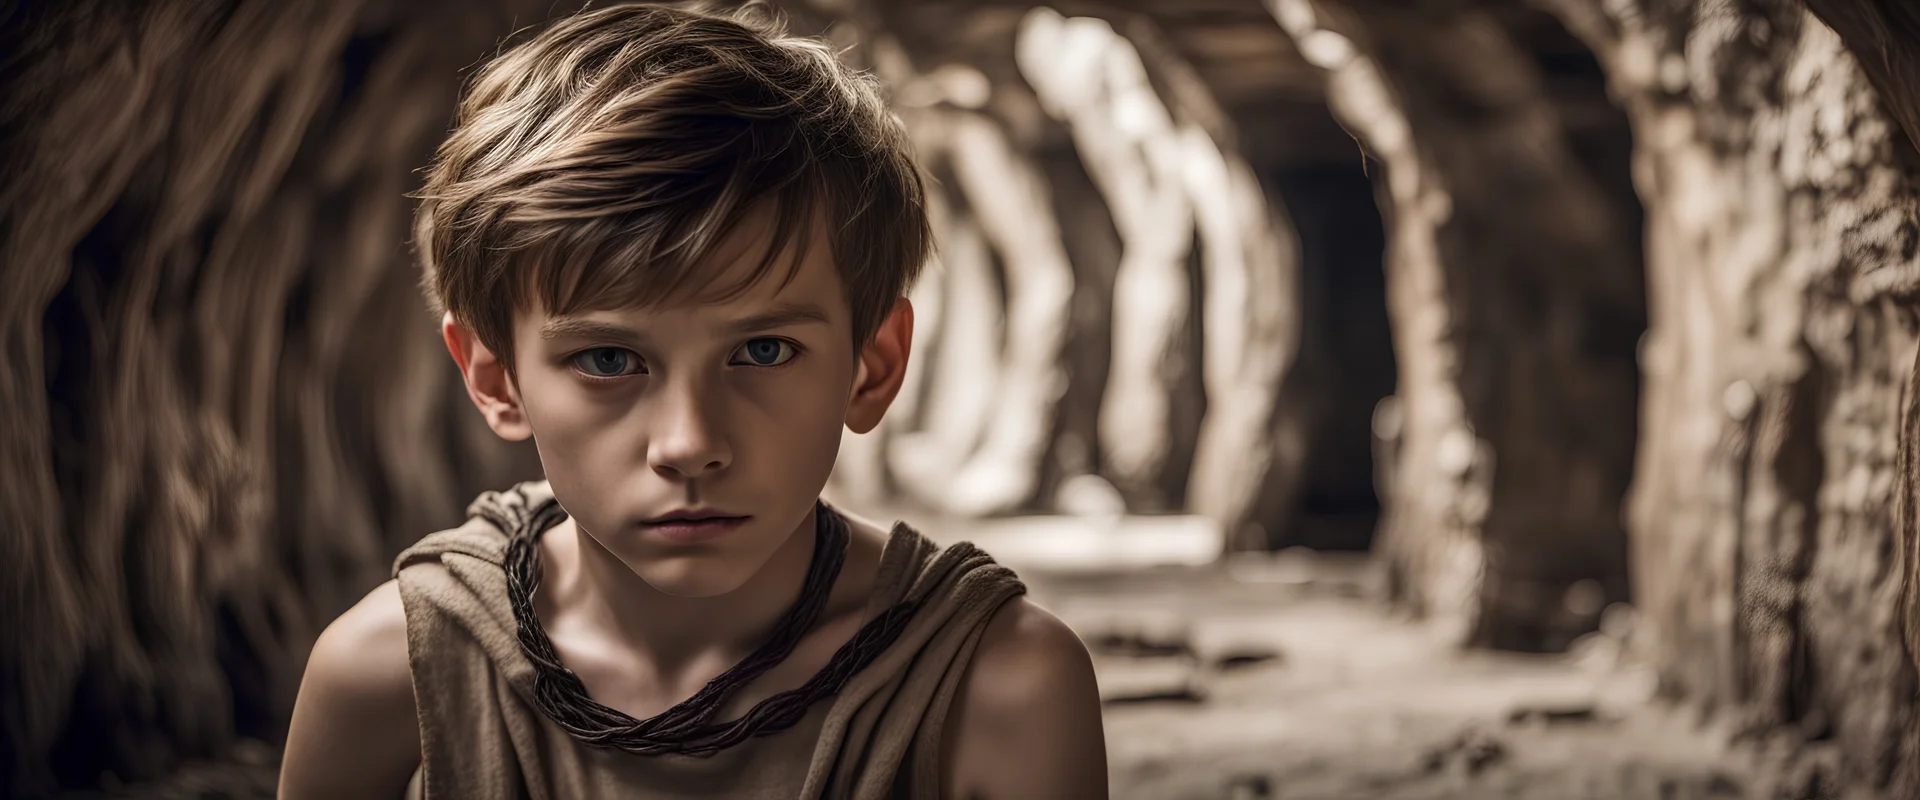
[708,213,842,302]
[530,220,846,334]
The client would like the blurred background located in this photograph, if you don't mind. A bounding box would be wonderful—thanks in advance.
[5,0,1920,797]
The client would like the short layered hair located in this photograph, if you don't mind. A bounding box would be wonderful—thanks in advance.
[414,3,932,374]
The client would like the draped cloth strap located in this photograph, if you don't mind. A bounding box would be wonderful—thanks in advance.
[394,481,1028,800]
[501,494,919,756]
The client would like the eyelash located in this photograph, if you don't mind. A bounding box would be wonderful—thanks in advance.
[566,339,803,382]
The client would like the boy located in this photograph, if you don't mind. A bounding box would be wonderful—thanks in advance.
[278,4,1107,799]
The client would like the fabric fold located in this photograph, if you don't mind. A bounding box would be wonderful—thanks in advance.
[394,481,1026,800]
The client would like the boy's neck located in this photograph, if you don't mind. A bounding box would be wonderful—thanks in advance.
[536,505,822,681]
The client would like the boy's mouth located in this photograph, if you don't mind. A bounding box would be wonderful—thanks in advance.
[640,509,750,544]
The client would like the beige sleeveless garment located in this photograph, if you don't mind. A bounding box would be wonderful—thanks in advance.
[393,482,1026,800]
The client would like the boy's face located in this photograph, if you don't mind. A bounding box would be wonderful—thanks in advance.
[445,212,912,598]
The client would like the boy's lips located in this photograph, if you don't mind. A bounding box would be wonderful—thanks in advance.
[639,509,750,544]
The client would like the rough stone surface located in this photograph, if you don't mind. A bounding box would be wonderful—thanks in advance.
[1539,0,1920,794]
[0,2,551,792]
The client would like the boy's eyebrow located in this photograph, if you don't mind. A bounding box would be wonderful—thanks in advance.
[723,302,832,335]
[539,317,642,342]
[537,302,832,342]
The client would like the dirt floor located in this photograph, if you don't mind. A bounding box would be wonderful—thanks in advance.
[981,533,1825,800]
[80,514,1824,799]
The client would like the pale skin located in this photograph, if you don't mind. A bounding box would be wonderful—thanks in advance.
[278,213,1108,799]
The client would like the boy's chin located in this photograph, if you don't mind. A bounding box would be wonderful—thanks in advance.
[629,555,764,599]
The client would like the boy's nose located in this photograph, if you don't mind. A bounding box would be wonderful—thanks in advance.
[646,383,733,479]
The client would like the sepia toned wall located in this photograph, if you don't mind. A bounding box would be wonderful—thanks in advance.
[5,0,1920,796]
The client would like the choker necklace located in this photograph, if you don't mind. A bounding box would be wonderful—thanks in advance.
[501,499,918,757]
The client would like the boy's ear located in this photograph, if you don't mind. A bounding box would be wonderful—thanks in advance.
[846,299,914,435]
[442,312,533,442]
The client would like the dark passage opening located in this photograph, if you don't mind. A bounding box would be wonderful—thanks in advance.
[1242,99,1394,552]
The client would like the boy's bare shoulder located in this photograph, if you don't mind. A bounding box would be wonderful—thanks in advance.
[969,599,1094,704]
[304,580,413,700]
[279,580,420,799]
[945,596,1110,799]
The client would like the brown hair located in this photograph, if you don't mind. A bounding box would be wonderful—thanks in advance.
[414,2,931,374]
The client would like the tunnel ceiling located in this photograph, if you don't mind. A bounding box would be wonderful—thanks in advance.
[866,0,1361,164]
[860,0,1629,170]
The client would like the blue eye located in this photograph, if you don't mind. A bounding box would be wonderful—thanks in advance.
[572,348,643,378]
[733,338,796,367]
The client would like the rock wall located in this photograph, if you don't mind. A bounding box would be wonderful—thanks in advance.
[1270,0,1646,651]
[1542,0,1920,792]
[0,1,545,792]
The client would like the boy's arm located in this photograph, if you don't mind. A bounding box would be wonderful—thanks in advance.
[278,580,421,800]
[944,598,1109,800]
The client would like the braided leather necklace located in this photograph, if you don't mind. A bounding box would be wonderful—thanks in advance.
[501,500,918,757]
